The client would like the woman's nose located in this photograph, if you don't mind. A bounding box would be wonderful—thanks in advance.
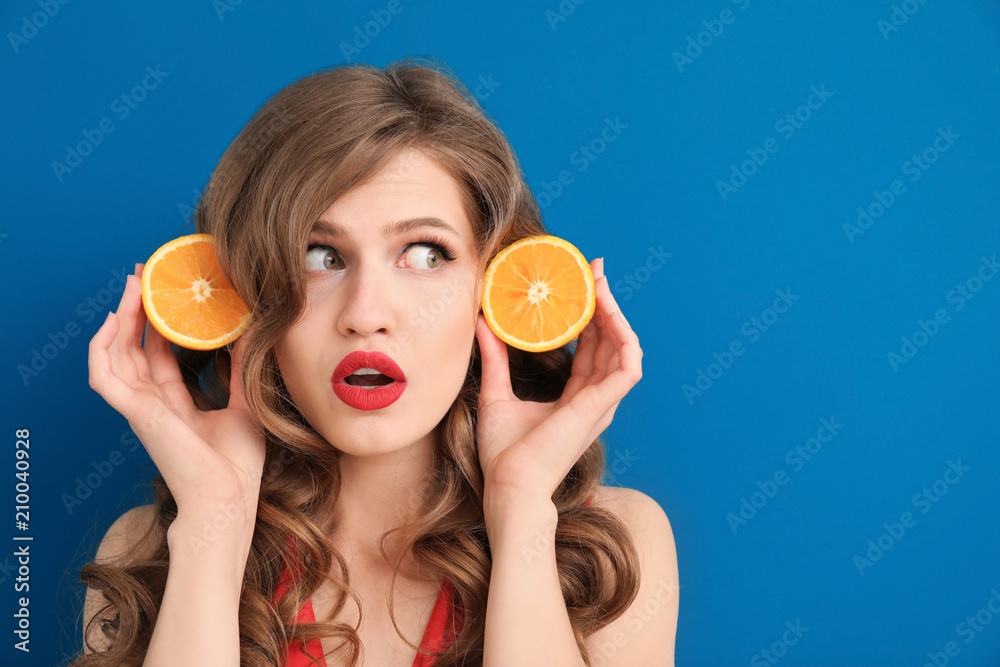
[335,261,396,338]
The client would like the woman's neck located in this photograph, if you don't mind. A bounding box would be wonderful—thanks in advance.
[329,431,438,578]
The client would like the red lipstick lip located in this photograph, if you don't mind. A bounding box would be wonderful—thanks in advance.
[331,350,407,411]
[332,350,407,384]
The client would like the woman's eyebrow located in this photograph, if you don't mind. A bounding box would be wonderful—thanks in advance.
[311,216,459,240]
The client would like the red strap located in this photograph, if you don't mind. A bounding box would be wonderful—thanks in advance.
[276,534,461,667]
[276,535,327,666]
[412,578,461,666]
[278,493,592,664]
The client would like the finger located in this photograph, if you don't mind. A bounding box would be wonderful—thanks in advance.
[593,256,604,281]
[137,263,184,386]
[570,319,598,378]
[475,313,514,404]
[595,288,643,394]
[520,385,616,483]
[129,263,153,382]
[561,384,626,450]
[593,277,618,377]
[130,264,146,348]
[107,275,144,382]
[144,318,184,385]
[570,257,603,379]
[88,312,140,415]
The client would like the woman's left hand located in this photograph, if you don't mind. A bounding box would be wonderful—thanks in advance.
[474,257,643,502]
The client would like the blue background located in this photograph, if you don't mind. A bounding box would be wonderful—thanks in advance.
[2,1,999,665]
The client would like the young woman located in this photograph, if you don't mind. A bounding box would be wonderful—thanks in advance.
[75,58,678,666]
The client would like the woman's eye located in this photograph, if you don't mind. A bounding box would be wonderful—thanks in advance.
[305,245,343,271]
[305,243,448,271]
[404,244,444,269]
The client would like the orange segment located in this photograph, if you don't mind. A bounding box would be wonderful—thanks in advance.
[140,234,251,350]
[481,235,596,352]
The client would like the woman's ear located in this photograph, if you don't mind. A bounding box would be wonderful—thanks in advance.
[473,272,484,319]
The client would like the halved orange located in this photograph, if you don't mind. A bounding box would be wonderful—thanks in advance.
[140,234,251,350]
[481,235,596,352]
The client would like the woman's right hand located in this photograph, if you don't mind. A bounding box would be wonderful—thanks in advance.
[87,263,266,522]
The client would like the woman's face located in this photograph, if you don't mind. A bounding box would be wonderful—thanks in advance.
[274,149,483,457]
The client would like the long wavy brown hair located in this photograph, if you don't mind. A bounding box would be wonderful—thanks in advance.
[70,57,640,667]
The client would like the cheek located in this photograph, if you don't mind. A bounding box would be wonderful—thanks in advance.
[273,327,311,391]
[413,284,477,365]
[416,281,476,334]
[409,271,477,326]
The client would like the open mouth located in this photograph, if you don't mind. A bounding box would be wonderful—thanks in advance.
[342,368,395,388]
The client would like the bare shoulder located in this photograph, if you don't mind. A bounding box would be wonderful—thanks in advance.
[82,504,160,655]
[586,485,679,666]
[93,503,160,564]
[590,485,677,583]
[592,485,670,525]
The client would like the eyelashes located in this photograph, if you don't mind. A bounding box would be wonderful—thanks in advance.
[415,234,458,262]
[305,235,458,271]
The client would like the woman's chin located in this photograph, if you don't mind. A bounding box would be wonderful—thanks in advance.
[328,432,435,460]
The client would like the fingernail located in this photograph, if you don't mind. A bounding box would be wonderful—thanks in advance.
[134,262,142,276]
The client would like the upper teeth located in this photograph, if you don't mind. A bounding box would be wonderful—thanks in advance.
[352,368,382,375]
